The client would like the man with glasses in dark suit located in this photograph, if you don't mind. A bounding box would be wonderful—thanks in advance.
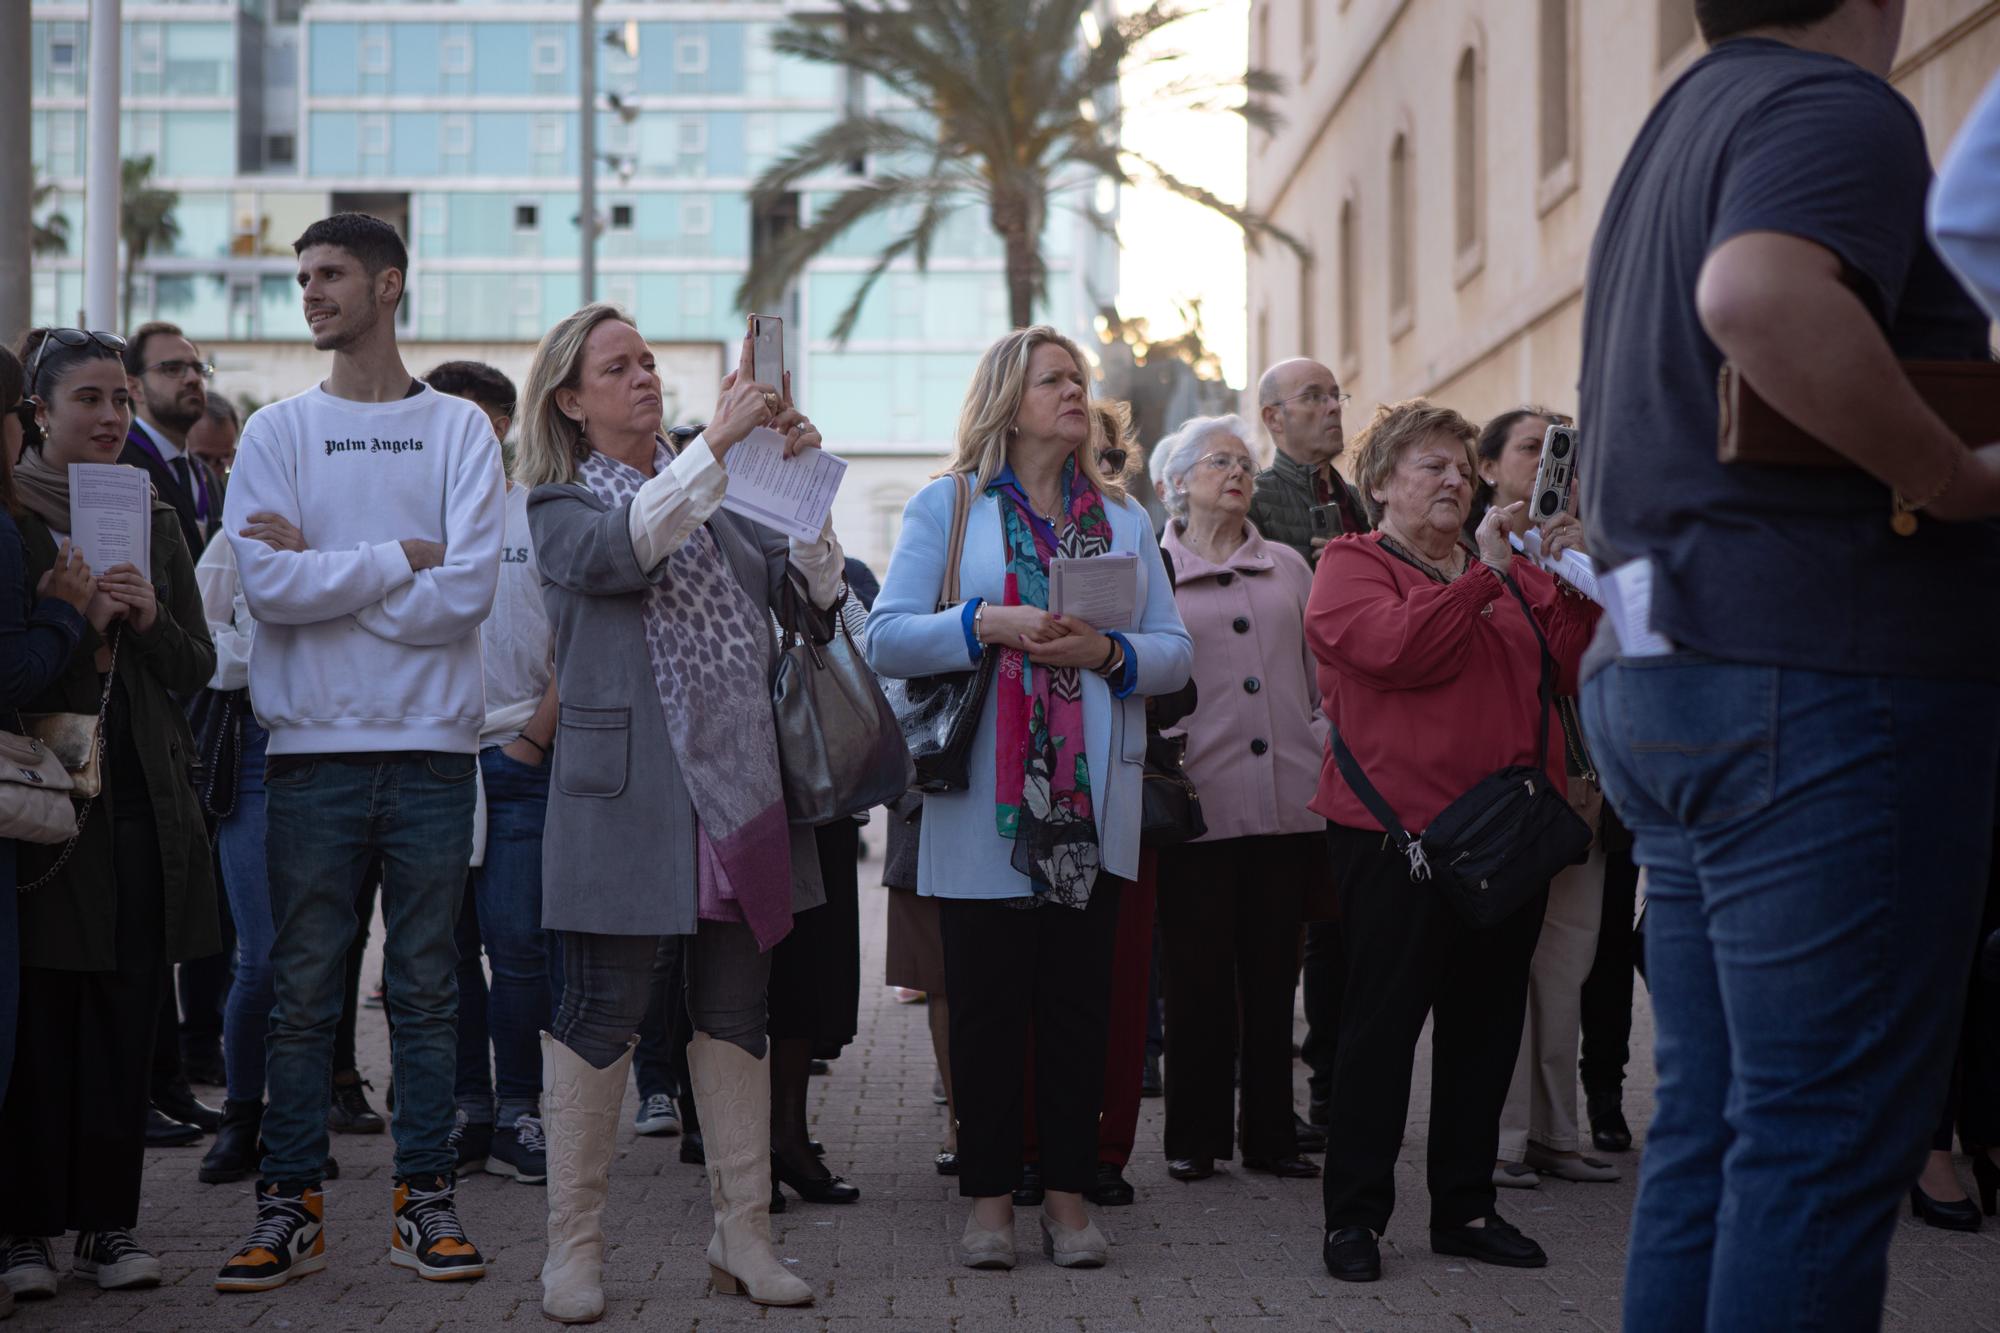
[122,321,223,560]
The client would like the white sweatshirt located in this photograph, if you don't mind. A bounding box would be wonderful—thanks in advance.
[1932,70,2000,322]
[479,484,552,746]
[223,383,505,756]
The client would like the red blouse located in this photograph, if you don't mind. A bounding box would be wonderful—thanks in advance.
[1305,532,1600,835]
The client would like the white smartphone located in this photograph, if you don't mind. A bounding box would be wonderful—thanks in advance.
[1531,423,1578,524]
[749,314,784,389]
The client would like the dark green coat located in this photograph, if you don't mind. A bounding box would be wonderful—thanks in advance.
[1247,449,1373,566]
[16,504,219,972]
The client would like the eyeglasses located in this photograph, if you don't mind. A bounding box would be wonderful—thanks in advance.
[26,329,128,394]
[1275,385,1351,411]
[144,358,215,381]
[1193,452,1257,477]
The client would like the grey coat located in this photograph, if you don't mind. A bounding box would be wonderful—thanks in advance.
[528,479,825,937]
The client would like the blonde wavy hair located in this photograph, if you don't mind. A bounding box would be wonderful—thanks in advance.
[514,302,638,489]
[1348,398,1479,525]
[944,326,1123,501]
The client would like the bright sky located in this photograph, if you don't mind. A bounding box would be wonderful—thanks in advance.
[1113,0,1251,387]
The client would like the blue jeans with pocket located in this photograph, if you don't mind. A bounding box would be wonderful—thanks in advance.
[1582,654,2000,1333]
[260,751,476,1185]
[454,746,558,1127]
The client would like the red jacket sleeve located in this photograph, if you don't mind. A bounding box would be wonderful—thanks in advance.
[1306,540,1508,692]
[1514,561,1603,697]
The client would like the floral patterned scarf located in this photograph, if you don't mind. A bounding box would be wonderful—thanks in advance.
[991,458,1110,909]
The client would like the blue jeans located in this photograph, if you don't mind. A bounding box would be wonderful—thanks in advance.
[454,747,557,1127]
[261,751,476,1184]
[219,717,276,1104]
[1582,655,2000,1333]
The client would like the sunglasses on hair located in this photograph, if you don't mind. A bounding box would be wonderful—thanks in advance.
[26,329,128,394]
[1098,447,1129,474]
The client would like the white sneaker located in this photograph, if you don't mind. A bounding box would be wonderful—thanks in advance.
[634,1092,682,1137]
[73,1230,162,1290]
[0,1236,57,1298]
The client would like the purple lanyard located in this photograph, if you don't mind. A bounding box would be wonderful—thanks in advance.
[126,426,209,523]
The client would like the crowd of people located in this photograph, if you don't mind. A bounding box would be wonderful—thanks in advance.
[0,3,1999,1330]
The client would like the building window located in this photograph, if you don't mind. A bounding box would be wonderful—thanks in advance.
[678,117,708,156]
[266,133,296,167]
[675,34,709,76]
[1388,135,1412,336]
[1453,46,1484,273]
[1337,195,1358,371]
[681,197,712,235]
[514,202,539,233]
[361,33,389,76]
[532,36,565,76]
[133,26,163,75]
[1538,0,1573,181]
[533,116,565,156]
[681,275,712,318]
[361,115,389,157]
[608,202,634,232]
[442,115,471,157]
[49,37,77,73]
[1659,0,1697,65]
[442,34,472,77]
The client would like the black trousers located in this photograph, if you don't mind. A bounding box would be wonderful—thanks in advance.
[0,803,167,1235]
[1578,818,1642,1099]
[1158,835,1312,1162]
[1320,825,1544,1234]
[939,880,1124,1198]
[1301,919,1343,1114]
[1937,832,2000,1152]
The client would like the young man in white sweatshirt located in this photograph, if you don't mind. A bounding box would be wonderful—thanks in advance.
[214,213,504,1294]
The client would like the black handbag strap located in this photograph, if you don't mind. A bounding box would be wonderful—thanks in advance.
[1328,568,1555,880]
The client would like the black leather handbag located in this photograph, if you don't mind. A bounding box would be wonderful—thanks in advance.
[1140,730,1207,847]
[771,580,915,824]
[1329,574,1590,929]
[880,473,997,793]
[185,685,244,821]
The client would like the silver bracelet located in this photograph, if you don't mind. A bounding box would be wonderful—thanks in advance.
[972,602,986,642]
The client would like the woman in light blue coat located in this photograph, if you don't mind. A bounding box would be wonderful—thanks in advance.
[867,325,1191,1272]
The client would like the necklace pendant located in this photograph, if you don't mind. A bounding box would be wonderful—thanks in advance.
[1481,602,1494,618]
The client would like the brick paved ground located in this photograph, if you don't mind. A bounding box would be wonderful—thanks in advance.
[12,846,2000,1330]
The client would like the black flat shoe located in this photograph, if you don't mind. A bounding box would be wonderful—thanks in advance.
[1012,1162,1045,1207]
[1166,1157,1214,1182]
[1910,1184,1983,1232]
[145,1107,203,1147]
[770,1178,786,1214]
[1140,1053,1163,1099]
[1245,1155,1321,1179]
[154,1082,222,1132]
[1323,1226,1380,1282]
[1307,1098,1332,1130]
[1587,1091,1633,1153]
[199,1100,264,1183]
[1293,1114,1327,1154]
[1085,1163,1135,1206]
[680,1130,706,1166]
[809,1138,825,1157]
[935,1150,960,1177]
[1431,1215,1547,1268]
[772,1152,861,1204]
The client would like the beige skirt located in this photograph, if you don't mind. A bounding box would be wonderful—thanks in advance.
[883,887,948,996]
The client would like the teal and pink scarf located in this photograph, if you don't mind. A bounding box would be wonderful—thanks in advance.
[991,459,1111,909]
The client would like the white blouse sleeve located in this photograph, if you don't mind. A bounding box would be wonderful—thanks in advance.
[626,435,730,571]
[195,535,255,692]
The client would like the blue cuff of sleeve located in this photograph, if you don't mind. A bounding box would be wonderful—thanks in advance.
[960,597,985,664]
[36,597,87,640]
[1107,631,1138,699]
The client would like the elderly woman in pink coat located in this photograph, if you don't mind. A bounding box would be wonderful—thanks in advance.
[1150,414,1329,1184]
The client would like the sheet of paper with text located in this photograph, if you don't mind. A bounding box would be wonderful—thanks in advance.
[1048,552,1139,628]
[719,427,848,544]
[68,463,152,582]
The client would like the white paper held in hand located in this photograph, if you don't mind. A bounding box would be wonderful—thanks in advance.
[719,426,847,544]
[68,463,152,581]
[1048,552,1139,629]
[1599,559,1674,657]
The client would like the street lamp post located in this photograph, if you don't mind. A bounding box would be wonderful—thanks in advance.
[84,0,122,328]
[579,0,597,304]
[0,3,31,338]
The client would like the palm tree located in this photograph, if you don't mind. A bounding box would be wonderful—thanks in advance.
[120,155,181,328]
[32,168,70,256]
[737,0,1300,339]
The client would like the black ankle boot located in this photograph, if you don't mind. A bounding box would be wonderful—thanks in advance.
[1587,1090,1632,1153]
[199,1100,264,1184]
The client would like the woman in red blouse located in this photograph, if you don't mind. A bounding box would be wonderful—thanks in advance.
[1305,400,1598,1284]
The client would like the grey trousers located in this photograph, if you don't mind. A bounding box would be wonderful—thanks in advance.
[554,919,771,1069]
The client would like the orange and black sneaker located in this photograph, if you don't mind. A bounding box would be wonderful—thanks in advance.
[216,1181,326,1292]
[389,1174,485,1281]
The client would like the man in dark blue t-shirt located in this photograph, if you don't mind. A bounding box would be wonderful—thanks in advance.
[1576,3,2000,1331]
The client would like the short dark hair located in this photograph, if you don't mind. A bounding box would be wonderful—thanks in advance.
[204,394,241,429]
[1695,0,1846,44]
[424,360,517,417]
[293,212,410,301]
[1469,405,1572,532]
[18,327,126,401]
[123,320,189,376]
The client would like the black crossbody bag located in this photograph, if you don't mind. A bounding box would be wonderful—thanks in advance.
[1329,572,1591,929]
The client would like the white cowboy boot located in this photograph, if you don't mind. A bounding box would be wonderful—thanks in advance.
[686,1033,813,1306]
[538,1033,633,1323]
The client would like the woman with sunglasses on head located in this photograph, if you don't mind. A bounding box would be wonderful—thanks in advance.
[0,330,218,1305]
